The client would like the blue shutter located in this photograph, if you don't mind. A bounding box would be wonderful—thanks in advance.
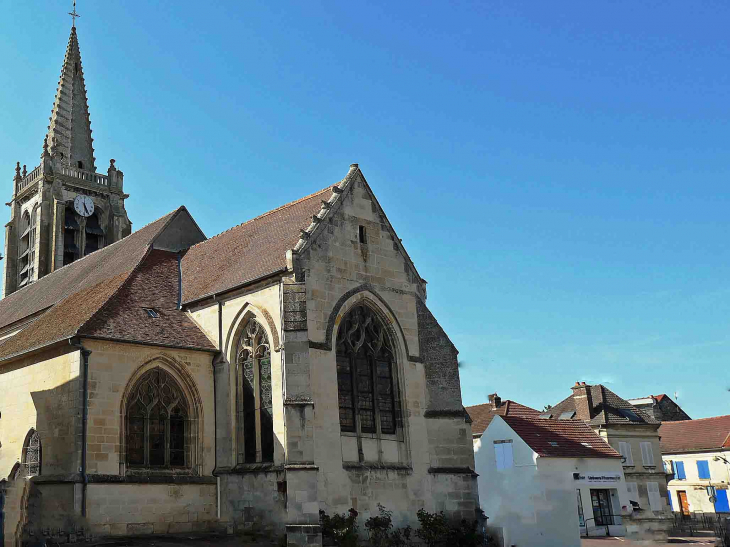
[668,491,673,511]
[715,489,730,513]
[698,460,711,480]
[676,461,686,480]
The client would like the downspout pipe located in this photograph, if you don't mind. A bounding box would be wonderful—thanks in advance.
[69,338,91,518]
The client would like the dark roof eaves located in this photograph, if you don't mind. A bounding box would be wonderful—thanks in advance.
[79,334,218,353]
[182,267,288,307]
[0,337,71,366]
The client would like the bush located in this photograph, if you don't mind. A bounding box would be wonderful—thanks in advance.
[365,504,413,547]
[320,507,360,547]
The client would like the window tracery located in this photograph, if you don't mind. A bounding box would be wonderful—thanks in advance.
[21,429,41,477]
[236,318,274,464]
[125,367,189,468]
[336,305,400,440]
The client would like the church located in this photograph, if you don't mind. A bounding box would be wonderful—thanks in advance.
[0,21,477,547]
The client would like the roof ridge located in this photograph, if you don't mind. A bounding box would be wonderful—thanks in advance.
[188,186,332,250]
[5,208,178,301]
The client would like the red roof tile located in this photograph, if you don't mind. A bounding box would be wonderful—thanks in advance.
[181,187,333,303]
[500,415,621,459]
[660,415,730,453]
[466,400,539,436]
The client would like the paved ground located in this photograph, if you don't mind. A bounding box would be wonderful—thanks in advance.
[582,537,718,546]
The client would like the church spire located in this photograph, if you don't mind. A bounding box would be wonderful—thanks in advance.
[45,26,95,172]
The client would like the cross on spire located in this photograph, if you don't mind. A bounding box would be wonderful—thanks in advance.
[68,0,80,28]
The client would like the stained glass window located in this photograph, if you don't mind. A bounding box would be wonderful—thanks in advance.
[336,305,401,443]
[125,367,189,468]
[236,319,274,464]
[22,429,41,477]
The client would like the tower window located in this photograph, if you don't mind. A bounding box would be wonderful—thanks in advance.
[63,203,80,266]
[84,212,105,255]
[77,161,83,169]
[358,225,367,244]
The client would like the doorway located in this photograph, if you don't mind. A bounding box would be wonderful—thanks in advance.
[591,489,615,526]
[677,490,691,518]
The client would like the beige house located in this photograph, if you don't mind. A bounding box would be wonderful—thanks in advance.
[546,382,673,539]
[660,415,730,516]
[0,24,477,547]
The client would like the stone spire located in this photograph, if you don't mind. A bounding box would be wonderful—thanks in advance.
[45,26,95,172]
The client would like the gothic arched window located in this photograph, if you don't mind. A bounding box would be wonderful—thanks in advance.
[17,212,31,287]
[336,305,400,438]
[84,212,104,255]
[236,319,274,464]
[63,202,80,266]
[126,367,189,468]
[21,429,41,477]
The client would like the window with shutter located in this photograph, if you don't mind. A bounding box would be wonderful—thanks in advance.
[676,461,686,480]
[697,460,711,480]
[494,441,513,470]
[641,442,655,467]
[619,441,634,466]
[647,482,662,512]
[494,443,504,470]
[626,482,638,502]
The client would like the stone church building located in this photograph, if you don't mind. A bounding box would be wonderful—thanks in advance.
[0,25,477,546]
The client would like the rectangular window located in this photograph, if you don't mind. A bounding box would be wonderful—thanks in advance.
[697,460,711,480]
[619,441,634,466]
[358,225,367,244]
[640,442,655,467]
[494,441,514,470]
[676,461,686,480]
[626,482,638,502]
[647,482,663,512]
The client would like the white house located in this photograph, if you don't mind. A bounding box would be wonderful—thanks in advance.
[476,415,630,546]
[661,415,730,516]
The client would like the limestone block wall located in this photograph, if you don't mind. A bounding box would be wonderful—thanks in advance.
[83,340,216,476]
[85,483,218,536]
[220,471,287,535]
[0,346,81,478]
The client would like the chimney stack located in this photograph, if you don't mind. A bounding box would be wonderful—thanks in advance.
[571,381,593,421]
[488,393,502,409]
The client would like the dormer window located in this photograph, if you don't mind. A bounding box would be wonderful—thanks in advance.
[143,308,160,318]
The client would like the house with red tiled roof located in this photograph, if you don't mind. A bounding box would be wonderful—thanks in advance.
[465,393,539,440]
[475,413,629,546]
[627,394,691,422]
[0,23,477,546]
[660,416,730,516]
[544,382,674,538]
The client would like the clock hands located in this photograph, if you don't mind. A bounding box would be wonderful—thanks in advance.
[84,201,90,215]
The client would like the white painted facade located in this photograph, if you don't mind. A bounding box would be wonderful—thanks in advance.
[664,449,730,514]
[475,416,630,546]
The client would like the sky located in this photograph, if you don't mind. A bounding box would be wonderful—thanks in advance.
[1,1,729,419]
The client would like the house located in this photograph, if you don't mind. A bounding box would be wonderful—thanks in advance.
[0,23,478,547]
[660,415,730,516]
[465,393,539,445]
[475,414,628,546]
[546,382,674,538]
[627,395,691,422]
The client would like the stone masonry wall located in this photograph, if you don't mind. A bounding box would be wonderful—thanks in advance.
[0,346,81,479]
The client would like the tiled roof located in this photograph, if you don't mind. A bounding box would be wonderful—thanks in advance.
[500,415,621,459]
[660,415,730,454]
[181,186,333,303]
[80,250,216,351]
[549,384,658,426]
[0,210,177,332]
[466,400,539,436]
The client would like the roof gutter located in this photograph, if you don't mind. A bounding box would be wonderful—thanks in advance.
[69,337,91,518]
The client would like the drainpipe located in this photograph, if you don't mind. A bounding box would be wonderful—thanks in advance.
[215,298,222,519]
[69,338,91,517]
[177,253,183,310]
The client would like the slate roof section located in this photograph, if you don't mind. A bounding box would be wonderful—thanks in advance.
[466,400,539,436]
[660,415,730,454]
[80,250,216,351]
[181,186,333,303]
[500,415,621,459]
[0,210,178,332]
[549,384,658,426]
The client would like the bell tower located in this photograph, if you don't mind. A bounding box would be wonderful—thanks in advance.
[3,24,132,298]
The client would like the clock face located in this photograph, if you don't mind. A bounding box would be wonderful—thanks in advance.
[73,195,95,217]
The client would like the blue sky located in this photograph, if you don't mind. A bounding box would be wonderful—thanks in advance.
[1,1,729,418]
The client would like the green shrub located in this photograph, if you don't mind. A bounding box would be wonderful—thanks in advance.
[320,507,360,547]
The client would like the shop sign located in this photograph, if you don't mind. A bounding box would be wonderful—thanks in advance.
[573,472,622,484]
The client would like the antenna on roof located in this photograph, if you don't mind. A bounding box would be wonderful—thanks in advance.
[674,391,678,401]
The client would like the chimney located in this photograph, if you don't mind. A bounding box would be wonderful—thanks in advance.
[571,381,593,421]
[488,393,502,409]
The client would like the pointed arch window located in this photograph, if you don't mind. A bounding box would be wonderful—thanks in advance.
[84,212,104,254]
[17,211,32,287]
[63,203,80,266]
[21,429,42,477]
[236,319,274,464]
[336,305,401,440]
[125,367,190,468]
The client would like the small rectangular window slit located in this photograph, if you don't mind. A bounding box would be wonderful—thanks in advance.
[143,308,160,318]
[358,225,367,244]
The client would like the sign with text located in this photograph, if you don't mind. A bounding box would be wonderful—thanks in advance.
[573,472,622,484]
